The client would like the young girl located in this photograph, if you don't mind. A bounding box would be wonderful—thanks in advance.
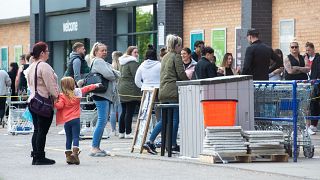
[55,77,100,165]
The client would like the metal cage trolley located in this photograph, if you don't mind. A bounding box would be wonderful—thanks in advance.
[7,98,33,135]
[254,80,319,162]
[79,96,97,137]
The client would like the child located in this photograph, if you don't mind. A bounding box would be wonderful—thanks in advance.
[54,77,100,165]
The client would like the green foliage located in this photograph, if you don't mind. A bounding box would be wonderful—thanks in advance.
[136,7,154,63]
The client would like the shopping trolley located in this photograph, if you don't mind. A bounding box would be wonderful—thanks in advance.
[254,80,319,162]
[79,96,97,138]
[7,98,33,135]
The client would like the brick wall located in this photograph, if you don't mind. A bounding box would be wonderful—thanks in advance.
[183,0,241,54]
[272,0,320,53]
[0,21,30,64]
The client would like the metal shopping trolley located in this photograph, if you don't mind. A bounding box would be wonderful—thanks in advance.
[254,80,319,161]
[79,96,97,138]
[7,98,33,135]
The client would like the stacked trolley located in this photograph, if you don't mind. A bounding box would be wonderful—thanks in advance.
[79,96,97,139]
[6,96,33,135]
[254,80,319,162]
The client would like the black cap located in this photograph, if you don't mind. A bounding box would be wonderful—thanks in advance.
[247,29,259,37]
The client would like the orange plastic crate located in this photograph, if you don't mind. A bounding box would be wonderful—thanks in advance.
[201,99,238,127]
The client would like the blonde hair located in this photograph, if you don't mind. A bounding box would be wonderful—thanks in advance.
[166,34,182,52]
[60,77,76,99]
[89,42,107,65]
[111,51,123,70]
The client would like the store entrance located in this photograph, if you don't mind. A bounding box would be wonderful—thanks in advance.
[52,38,90,82]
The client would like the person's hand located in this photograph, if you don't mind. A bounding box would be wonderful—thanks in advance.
[217,68,224,74]
[77,80,84,87]
[95,83,103,88]
[236,66,241,73]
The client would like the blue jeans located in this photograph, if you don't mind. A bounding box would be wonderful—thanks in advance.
[64,118,80,150]
[109,103,122,131]
[92,100,110,148]
[149,107,179,146]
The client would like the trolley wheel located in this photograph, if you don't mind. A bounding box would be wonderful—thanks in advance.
[11,132,15,136]
[303,146,315,158]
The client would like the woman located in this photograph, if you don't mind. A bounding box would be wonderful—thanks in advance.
[27,42,59,165]
[284,40,309,80]
[218,53,240,76]
[109,51,123,136]
[143,34,188,154]
[89,42,119,156]
[7,62,18,100]
[118,46,141,139]
[181,47,197,80]
[269,49,284,80]
[135,45,161,90]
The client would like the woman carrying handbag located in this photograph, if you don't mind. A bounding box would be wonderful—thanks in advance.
[27,42,59,165]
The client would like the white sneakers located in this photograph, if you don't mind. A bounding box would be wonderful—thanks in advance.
[119,133,125,139]
[124,133,134,139]
[119,133,133,139]
[58,129,65,135]
[310,125,318,132]
[307,127,316,135]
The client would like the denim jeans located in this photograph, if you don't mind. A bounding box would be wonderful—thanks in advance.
[149,107,179,146]
[64,118,80,150]
[109,103,122,131]
[92,100,110,148]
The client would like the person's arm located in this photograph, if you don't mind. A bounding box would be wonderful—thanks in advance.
[5,72,11,87]
[134,66,143,88]
[15,66,23,93]
[73,58,81,82]
[93,59,116,81]
[284,56,301,74]
[54,94,65,110]
[41,63,59,98]
[174,54,188,81]
[81,84,98,94]
[207,63,217,78]
[242,47,253,75]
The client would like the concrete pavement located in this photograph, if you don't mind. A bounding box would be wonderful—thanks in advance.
[0,124,319,180]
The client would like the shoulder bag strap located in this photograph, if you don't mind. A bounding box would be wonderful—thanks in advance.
[34,61,41,93]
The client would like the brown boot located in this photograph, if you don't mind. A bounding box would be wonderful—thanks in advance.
[65,151,75,164]
[72,147,80,165]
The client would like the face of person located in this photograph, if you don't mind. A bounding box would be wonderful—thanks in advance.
[247,35,252,44]
[227,55,233,66]
[77,46,86,57]
[19,59,26,65]
[40,48,50,61]
[290,42,299,54]
[96,45,107,59]
[196,44,204,54]
[181,50,191,63]
[131,49,139,58]
[206,53,214,62]
[306,46,314,56]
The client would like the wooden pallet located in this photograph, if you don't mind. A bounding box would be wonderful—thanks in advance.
[199,153,289,164]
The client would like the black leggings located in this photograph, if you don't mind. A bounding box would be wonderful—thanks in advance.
[29,107,53,153]
[119,101,138,134]
[0,97,5,120]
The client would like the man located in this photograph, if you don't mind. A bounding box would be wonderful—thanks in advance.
[64,42,90,84]
[306,42,320,133]
[15,54,29,95]
[191,40,204,62]
[0,69,11,125]
[195,46,217,79]
[242,29,282,80]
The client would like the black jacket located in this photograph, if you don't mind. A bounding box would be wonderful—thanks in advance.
[310,53,320,79]
[191,51,201,62]
[242,40,282,80]
[195,57,217,79]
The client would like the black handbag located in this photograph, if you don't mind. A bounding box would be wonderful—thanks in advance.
[28,62,53,118]
[83,59,109,93]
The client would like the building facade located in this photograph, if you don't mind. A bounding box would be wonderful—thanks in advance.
[0,17,30,71]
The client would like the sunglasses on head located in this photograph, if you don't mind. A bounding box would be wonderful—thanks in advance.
[291,46,299,49]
